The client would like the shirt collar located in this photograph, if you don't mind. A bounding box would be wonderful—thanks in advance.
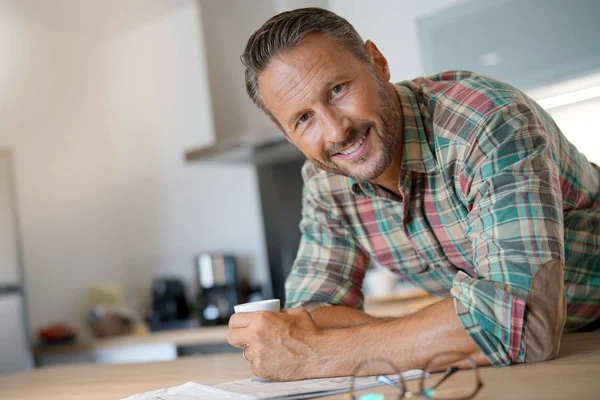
[350,83,439,197]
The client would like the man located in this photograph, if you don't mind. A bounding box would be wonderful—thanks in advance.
[227,8,600,381]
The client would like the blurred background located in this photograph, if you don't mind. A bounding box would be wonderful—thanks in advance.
[1,0,599,374]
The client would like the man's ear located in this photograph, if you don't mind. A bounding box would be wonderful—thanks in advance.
[365,40,391,82]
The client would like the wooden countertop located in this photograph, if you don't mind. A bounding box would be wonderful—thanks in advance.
[4,333,600,399]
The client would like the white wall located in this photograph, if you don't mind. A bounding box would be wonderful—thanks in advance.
[103,0,270,308]
[546,98,600,165]
[328,0,468,82]
[0,0,268,333]
[0,0,118,330]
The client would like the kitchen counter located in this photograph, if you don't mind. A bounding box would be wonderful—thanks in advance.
[3,333,600,399]
[35,292,441,365]
[36,324,230,356]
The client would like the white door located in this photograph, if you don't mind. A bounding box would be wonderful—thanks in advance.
[0,293,32,374]
[0,152,21,285]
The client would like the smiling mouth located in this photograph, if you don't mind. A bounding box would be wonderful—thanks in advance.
[336,131,368,156]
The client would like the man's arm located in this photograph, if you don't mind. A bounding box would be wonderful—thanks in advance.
[313,299,491,376]
[310,305,376,329]
[228,298,489,381]
[450,100,566,366]
[284,163,371,313]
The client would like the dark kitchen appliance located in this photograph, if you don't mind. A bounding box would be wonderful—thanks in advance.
[195,253,241,326]
[148,277,190,331]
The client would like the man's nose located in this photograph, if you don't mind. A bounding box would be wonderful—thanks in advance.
[321,109,351,143]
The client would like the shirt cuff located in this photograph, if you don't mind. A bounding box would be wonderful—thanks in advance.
[283,301,335,312]
[451,271,527,366]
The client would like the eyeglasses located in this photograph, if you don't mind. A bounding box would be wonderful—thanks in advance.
[348,351,483,400]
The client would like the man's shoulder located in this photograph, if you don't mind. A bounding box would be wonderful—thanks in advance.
[410,70,520,103]
[404,70,526,145]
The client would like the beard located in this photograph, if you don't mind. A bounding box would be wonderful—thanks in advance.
[310,74,403,183]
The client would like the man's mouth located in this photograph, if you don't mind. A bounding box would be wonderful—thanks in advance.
[334,129,370,160]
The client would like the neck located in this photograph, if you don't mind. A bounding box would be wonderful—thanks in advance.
[371,82,404,197]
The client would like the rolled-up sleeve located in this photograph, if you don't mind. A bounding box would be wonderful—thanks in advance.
[452,102,567,366]
[285,164,370,311]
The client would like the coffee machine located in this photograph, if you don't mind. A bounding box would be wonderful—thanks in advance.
[195,253,242,325]
[147,277,190,331]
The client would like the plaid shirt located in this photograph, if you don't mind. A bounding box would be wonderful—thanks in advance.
[285,71,600,366]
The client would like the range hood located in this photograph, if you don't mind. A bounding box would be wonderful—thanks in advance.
[184,129,303,165]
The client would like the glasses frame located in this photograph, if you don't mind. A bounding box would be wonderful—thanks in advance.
[348,351,483,400]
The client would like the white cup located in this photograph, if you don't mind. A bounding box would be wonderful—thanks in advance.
[234,299,281,313]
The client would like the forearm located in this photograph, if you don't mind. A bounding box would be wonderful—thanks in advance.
[311,298,489,377]
[310,305,378,329]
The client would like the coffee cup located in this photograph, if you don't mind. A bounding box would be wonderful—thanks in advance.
[234,299,280,313]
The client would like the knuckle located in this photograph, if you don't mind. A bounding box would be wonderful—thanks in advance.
[257,311,269,321]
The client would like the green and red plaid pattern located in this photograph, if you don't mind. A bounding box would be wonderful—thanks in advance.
[285,71,600,366]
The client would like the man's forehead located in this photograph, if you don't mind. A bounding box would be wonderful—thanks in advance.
[262,54,332,97]
[258,35,351,110]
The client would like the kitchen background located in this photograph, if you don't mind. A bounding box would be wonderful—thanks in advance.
[1,0,599,374]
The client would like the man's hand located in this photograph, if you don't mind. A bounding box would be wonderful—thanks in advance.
[227,308,328,381]
[228,299,488,381]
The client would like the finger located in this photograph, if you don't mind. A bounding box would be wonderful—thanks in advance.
[229,312,255,329]
[226,328,253,348]
[243,344,257,363]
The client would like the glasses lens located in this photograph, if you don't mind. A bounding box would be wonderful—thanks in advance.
[421,352,480,400]
[350,359,404,400]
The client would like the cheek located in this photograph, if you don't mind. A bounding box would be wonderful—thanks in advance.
[306,136,327,159]
[292,128,325,158]
[338,88,381,119]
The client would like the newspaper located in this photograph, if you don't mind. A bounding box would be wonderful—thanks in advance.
[122,369,424,400]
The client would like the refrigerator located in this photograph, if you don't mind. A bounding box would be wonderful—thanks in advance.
[0,151,33,374]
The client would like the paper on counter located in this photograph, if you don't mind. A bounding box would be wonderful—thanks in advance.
[121,382,256,400]
[216,369,423,399]
[122,369,424,400]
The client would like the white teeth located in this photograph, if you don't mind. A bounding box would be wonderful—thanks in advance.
[340,132,367,155]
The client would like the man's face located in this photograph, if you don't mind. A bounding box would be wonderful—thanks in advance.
[258,34,403,183]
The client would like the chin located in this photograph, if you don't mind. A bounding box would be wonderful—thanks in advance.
[312,149,388,182]
[344,163,382,183]
[349,152,388,182]
[349,169,381,183]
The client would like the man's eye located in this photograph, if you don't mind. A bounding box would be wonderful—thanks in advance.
[331,84,344,96]
[298,113,311,124]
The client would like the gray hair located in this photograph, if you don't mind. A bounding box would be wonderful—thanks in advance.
[240,8,369,126]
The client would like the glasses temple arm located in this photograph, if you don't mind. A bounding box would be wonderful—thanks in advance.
[426,366,460,391]
[376,375,404,390]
